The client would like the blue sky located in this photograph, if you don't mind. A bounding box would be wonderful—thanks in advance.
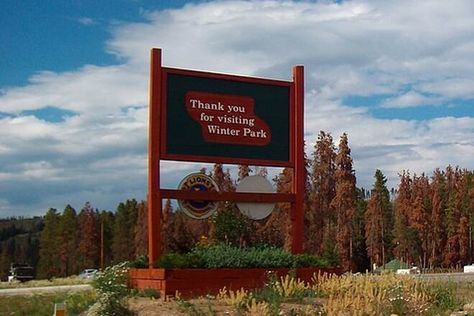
[1,0,473,217]
[1,0,191,87]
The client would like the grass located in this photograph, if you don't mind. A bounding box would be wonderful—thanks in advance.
[0,290,96,316]
[0,276,95,315]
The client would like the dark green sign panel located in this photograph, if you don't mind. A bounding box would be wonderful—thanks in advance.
[163,68,292,166]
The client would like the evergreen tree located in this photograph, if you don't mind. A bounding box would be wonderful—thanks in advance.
[458,216,470,265]
[59,205,78,276]
[0,243,11,279]
[410,174,431,268]
[208,163,236,242]
[77,202,100,270]
[134,201,148,257]
[365,170,392,268]
[98,210,114,269]
[161,199,174,254]
[37,208,61,279]
[168,210,197,253]
[353,188,370,272]
[212,204,254,247]
[331,133,356,271]
[443,166,462,267]
[258,168,292,249]
[212,163,227,191]
[429,169,447,268]
[307,131,336,256]
[112,199,138,262]
[393,172,418,265]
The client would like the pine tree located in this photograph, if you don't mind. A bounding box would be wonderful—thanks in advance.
[134,201,148,257]
[98,210,114,269]
[458,216,470,265]
[365,170,392,268]
[212,163,226,191]
[307,131,336,256]
[0,244,11,280]
[168,210,197,253]
[457,169,473,265]
[331,133,356,271]
[443,166,462,267]
[258,168,292,249]
[353,188,370,272]
[37,208,62,278]
[161,199,174,253]
[429,169,447,268]
[77,202,100,271]
[59,205,78,276]
[112,199,138,263]
[410,174,431,268]
[468,172,474,263]
[393,171,415,265]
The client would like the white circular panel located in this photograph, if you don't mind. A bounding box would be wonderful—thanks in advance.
[236,175,275,220]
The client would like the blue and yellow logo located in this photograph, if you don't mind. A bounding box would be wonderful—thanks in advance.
[178,172,219,219]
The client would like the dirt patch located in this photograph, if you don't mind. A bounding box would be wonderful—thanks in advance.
[128,297,233,315]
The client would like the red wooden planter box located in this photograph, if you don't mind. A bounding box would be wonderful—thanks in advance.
[129,267,341,298]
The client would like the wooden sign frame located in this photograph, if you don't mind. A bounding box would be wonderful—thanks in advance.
[147,48,305,266]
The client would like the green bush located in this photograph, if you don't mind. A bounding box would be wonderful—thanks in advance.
[293,254,330,268]
[155,244,330,269]
[427,282,461,312]
[212,205,254,246]
[129,255,149,268]
[157,252,203,269]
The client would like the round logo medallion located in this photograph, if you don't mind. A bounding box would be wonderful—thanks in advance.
[178,173,219,219]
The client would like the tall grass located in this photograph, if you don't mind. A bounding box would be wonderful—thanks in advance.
[0,290,96,316]
[173,273,470,315]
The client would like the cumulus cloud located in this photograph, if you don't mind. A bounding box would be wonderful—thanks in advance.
[380,91,442,108]
[1,0,474,216]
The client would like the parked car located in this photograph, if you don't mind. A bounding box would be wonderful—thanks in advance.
[396,266,421,275]
[78,268,98,279]
[8,263,34,282]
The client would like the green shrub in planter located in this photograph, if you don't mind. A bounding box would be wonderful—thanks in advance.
[293,254,330,268]
[157,252,203,269]
[129,255,148,268]
[155,244,332,269]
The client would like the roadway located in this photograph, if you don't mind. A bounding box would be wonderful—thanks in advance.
[0,284,92,296]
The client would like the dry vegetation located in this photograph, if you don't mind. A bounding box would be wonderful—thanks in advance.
[127,273,474,316]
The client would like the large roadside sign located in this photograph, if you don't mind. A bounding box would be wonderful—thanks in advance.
[147,48,305,265]
[161,67,294,166]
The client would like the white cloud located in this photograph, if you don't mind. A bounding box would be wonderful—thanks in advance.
[0,65,148,115]
[78,17,97,26]
[380,91,441,108]
[1,0,474,216]
[419,78,474,99]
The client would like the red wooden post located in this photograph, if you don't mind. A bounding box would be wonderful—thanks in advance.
[148,48,162,267]
[291,65,304,254]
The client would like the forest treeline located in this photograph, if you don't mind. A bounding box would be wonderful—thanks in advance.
[1,131,473,279]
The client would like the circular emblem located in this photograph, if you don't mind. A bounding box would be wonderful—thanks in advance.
[178,173,219,219]
[236,175,275,220]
